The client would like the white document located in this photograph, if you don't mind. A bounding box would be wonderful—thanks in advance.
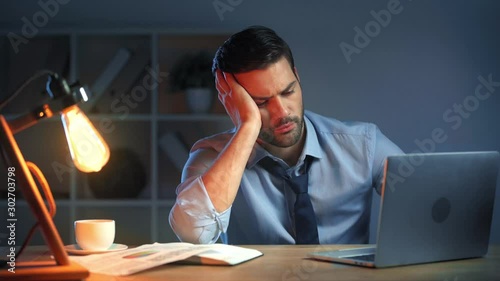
[69,242,263,276]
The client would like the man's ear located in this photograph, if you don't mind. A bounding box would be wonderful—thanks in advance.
[294,67,300,82]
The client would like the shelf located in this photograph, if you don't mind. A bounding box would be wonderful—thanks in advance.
[86,113,230,122]
[157,114,229,122]
[16,199,176,207]
[2,113,231,122]
[158,33,229,115]
[0,28,232,244]
[75,206,152,245]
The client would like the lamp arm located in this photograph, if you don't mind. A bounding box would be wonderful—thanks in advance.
[15,161,57,259]
[5,72,83,135]
[7,104,54,135]
[0,115,70,266]
[1,71,86,126]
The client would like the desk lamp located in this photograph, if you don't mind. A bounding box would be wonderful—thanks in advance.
[0,71,110,280]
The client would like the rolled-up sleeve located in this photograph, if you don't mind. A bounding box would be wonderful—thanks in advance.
[169,176,231,244]
[168,139,232,244]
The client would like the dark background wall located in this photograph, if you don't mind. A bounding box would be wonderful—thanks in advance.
[1,0,499,244]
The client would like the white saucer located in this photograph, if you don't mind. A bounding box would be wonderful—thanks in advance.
[64,243,128,255]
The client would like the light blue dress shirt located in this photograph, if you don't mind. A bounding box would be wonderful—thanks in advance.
[169,110,404,244]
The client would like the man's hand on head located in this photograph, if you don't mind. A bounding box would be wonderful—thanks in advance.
[215,69,262,131]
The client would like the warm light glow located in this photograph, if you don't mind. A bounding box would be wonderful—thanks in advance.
[61,105,110,172]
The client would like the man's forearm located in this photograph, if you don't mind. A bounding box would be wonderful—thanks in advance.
[201,122,260,212]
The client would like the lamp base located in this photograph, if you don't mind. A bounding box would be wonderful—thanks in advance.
[0,261,89,281]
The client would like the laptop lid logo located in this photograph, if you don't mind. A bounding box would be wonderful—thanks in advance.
[432,197,451,223]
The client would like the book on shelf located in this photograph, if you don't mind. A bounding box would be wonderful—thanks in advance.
[69,242,263,276]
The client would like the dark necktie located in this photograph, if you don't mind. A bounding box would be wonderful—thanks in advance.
[259,156,319,244]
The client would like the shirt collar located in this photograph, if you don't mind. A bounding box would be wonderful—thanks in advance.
[247,112,323,168]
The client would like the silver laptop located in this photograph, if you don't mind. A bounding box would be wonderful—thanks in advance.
[309,151,500,268]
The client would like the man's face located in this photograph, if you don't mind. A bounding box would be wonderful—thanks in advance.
[234,57,304,148]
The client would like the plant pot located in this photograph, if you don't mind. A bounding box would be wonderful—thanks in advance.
[185,87,214,114]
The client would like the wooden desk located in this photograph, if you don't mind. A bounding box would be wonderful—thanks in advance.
[87,245,500,281]
[8,245,500,281]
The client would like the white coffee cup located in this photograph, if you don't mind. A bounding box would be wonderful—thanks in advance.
[74,219,115,251]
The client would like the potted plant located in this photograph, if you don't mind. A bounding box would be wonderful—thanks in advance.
[169,50,216,113]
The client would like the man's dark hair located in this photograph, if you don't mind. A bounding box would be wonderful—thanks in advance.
[212,25,295,75]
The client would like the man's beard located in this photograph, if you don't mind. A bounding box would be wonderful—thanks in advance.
[258,113,304,148]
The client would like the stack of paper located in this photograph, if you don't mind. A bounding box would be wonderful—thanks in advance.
[69,242,263,276]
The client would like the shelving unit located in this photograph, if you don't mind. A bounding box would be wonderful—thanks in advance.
[0,28,233,246]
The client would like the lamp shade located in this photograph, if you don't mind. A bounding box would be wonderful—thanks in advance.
[61,105,110,172]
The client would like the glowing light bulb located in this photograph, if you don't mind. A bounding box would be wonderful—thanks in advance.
[61,105,110,172]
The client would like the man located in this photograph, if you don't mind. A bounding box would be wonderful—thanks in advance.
[169,25,403,245]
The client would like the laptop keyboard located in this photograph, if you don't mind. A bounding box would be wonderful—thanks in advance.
[346,254,375,262]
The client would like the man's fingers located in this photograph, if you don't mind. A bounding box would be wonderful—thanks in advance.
[222,72,244,93]
[216,70,248,100]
